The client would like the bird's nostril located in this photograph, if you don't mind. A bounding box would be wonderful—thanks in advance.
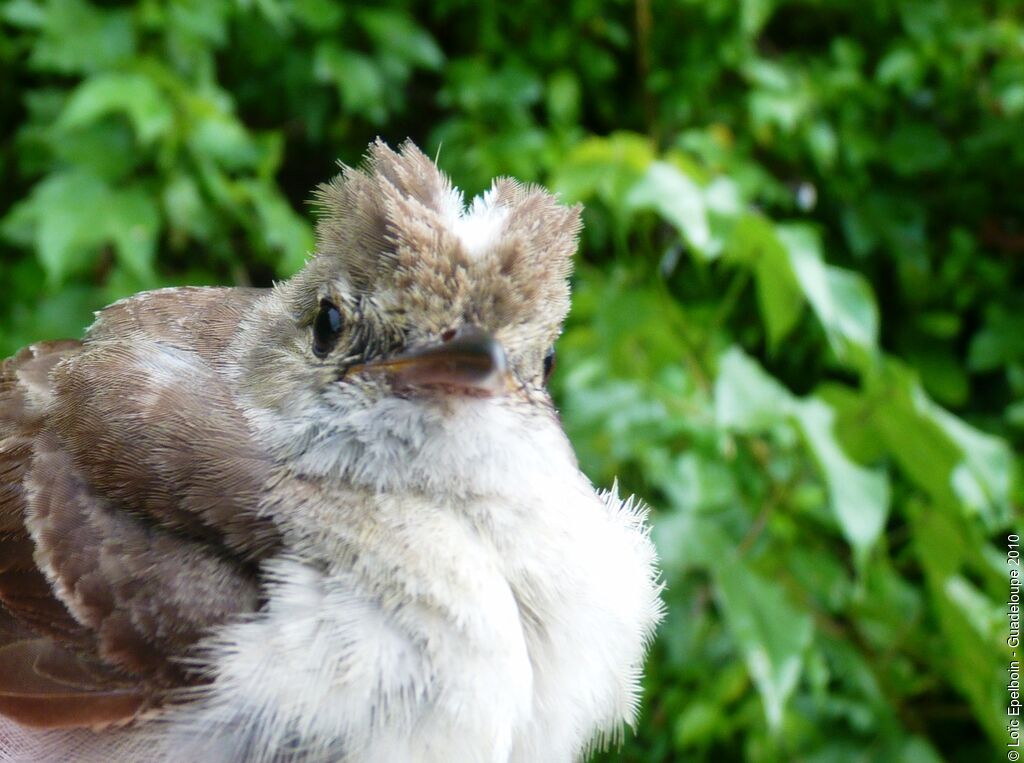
[441,328,457,342]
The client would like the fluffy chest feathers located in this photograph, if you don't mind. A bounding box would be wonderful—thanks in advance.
[185,480,659,763]
[184,397,661,763]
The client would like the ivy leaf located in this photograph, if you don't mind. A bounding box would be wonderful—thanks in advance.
[626,161,711,255]
[866,362,1013,528]
[794,398,891,556]
[59,72,173,145]
[552,133,655,207]
[968,307,1024,371]
[715,349,891,555]
[241,180,316,276]
[885,123,953,176]
[684,519,814,730]
[27,0,134,74]
[106,185,159,284]
[779,224,879,369]
[910,503,1008,745]
[290,0,344,32]
[1,170,158,286]
[358,9,444,70]
[314,43,387,123]
[714,559,814,731]
[714,346,793,432]
[724,213,804,349]
[921,399,1013,528]
[18,170,110,283]
[654,516,814,730]
[187,108,262,171]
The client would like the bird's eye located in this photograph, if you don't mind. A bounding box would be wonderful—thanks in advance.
[542,346,556,383]
[312,299,344,358]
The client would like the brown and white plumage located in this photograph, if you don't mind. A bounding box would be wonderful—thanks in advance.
[0,141,661,762]
[0,291,272,716]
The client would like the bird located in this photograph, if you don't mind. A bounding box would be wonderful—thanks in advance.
[0,139,662,763]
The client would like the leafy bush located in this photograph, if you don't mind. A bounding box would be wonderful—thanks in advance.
[1,1,1020,760]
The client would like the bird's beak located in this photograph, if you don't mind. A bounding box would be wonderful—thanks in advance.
[347,325,510,394]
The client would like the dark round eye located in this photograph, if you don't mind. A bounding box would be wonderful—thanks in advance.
[542,346,556,383]
[312,299,343,358]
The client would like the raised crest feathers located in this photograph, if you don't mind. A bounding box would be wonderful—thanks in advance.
[304,140,582,331]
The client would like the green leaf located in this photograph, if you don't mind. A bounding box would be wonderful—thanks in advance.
[0,197,36,248]
[242,180,316,276]
[106,186,159,284]
[28,0,134,74]
[1,170,159,286]
[0,282,101,353]
[910,503,1008,747]
[652,512,705,572]
[626,161,710,255]
[876,47,923,91]
[793,398,891,556]
[806,120,837,169]
[999,82,1024,116]
[823,267,879,356]
[551,133,655,206]
[249,0,290,31]
[739,0,774,36]
[290,0,343,32]
[164,0,229,46]
[1007,399,1024,429]
[659,452,739,515]
[714,346,793,432]
[59,72,173,145]
[1,0,46,28]
[22,170,110,283]
[715,348,892,555]
[866,362,1012,528]
[715,568,813,731]
[358,9,444,70]
[162,173,213,241]
[655,515,815,732]
[187,108,262,171]
[907,346,968,407]
[314,43,387,123]
[692,520,814,730]
[546,69,581,127]
[885,123,953,176]
[725,213,805,349]
[779,225,879,368]
[49,119,139,181]
[673,700,722,747]
[924,402,1013,527]
[967,307,1024,371]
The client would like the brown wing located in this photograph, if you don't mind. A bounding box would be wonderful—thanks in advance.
[0,287,282,729]
[0,340,140,728]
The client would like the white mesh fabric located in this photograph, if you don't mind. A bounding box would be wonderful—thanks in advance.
[0,719,171,763]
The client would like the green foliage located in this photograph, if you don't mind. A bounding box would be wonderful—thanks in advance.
[1,0,1021,760]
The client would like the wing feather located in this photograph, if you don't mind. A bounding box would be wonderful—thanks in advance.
[0,288,282,731]
[0,640,145,729]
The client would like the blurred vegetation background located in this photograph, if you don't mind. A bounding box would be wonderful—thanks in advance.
[1,0,1022,760]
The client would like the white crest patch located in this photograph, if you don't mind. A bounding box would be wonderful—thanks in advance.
[439,186,510,260]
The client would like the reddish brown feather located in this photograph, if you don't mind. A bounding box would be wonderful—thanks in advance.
[0,641,145,729]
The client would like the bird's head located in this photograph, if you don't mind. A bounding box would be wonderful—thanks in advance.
[235,140,583,493]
